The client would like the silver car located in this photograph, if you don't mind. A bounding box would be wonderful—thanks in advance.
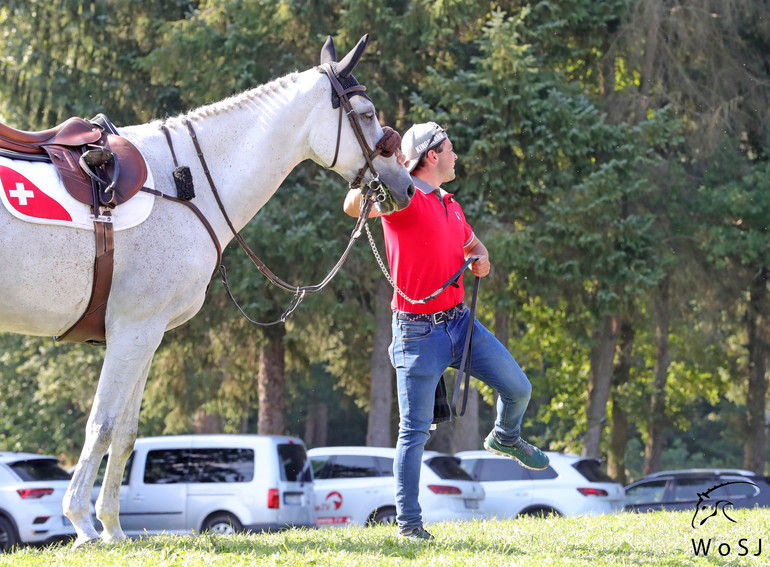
[0,452,77,551]
[457,450,624,517]
[309,446,487,526]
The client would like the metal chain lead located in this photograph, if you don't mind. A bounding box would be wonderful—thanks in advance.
[365,222,426,305]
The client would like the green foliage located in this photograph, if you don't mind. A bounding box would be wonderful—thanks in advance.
[0,335,100,461]
[0,0,767,473]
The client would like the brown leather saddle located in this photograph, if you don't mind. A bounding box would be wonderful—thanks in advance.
[0,114,149,344]
[0,115,146,208]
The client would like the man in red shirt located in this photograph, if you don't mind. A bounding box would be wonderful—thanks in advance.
[344,122,547,541]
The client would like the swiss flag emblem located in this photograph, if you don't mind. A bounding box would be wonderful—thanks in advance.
[0,164,72,221]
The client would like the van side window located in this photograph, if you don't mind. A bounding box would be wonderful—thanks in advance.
[144,449,190,484]
[143,449,255,484]
[188,449,254,483]
[318,455,381,479]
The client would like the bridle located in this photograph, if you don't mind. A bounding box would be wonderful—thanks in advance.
[319,63,401,191]
[160,65,400,326]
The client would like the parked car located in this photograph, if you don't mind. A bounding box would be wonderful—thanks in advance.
[91,434,314,536]
[624,468,770,514]
[0,452,78,552]
[308,446,488,526]
[456,450,624,518]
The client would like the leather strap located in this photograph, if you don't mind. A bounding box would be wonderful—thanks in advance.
[140,187,222,282]
[183,118,372,296]
[451,276,480,417]
[55,213,115,344]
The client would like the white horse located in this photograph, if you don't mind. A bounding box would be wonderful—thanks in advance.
[0,35,413,547]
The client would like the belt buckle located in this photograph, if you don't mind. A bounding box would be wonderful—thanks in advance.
[432,311,447,325]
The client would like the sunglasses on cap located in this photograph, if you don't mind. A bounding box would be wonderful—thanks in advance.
[416,123,447,162]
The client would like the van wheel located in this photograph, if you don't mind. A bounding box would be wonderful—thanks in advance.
[0,516,18,552]
[367,507,397,526]
[202,513,243,534]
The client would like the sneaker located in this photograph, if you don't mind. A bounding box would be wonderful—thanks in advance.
[484,431,550,470]
[400,527,435,541]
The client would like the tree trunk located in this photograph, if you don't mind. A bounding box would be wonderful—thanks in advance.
[194,407,221,434]
[258,325,285,435]
[744,266,768,473]
[644,277,671,475]
[451,387,480,452]
[636,0,660,123]
[608,320,634,484]
[367,278,395,447]
[582,314,621,458]
[304,402,328,448]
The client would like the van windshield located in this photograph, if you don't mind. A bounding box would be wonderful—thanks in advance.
[278,444,311,483]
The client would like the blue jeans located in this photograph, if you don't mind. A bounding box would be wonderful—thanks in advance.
[388,307,532,533]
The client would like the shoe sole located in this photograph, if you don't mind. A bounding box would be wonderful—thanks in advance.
[484,440,549,471]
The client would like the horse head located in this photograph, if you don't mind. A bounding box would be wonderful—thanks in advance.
[690,481,758,528]
[314,34,414,214]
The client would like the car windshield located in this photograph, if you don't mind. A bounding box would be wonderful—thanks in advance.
[426,456,473,481]
[10,458,70,482]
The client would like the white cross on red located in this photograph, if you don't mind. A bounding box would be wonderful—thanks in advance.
[9,182,34,206]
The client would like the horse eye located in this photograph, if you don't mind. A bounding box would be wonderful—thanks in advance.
[362,112,374,120]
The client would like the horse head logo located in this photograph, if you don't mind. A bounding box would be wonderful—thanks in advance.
[691,481,758,529]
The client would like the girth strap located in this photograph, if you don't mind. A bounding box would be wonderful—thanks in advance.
[54,213,115,344]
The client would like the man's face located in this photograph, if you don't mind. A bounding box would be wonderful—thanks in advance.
[434,138,457,184]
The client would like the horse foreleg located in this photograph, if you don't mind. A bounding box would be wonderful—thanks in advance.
[95,356,153,543]
[64,332,162,548]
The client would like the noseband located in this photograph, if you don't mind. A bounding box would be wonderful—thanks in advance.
[319,63,401,192]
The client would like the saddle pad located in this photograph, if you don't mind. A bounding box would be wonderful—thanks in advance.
[0,155,155,231]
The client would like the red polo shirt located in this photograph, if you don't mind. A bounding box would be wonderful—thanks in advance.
[381,178,474,314]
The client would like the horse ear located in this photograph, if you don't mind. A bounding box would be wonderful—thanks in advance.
[320,35,337,64]
[335,34,369,78]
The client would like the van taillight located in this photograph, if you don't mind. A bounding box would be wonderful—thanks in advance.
[268,488,280,509]
[577,488,608,497]
[17,488,54,499]
[427,485,461,495]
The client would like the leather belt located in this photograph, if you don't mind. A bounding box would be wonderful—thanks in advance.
[396,302,466,325]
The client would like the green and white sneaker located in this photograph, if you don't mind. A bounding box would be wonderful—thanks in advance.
[484,431,549,470]
[400,527,435,541]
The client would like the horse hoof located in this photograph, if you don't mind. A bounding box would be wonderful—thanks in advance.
[101,531,127,545]
[72,536,99,550]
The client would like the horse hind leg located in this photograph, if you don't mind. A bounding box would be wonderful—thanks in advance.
[63,329,163,548]
[94,356,153,543]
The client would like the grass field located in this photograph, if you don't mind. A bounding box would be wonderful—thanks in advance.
[2,509,768,566]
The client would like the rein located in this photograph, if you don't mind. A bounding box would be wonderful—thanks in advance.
[158,64,398,326]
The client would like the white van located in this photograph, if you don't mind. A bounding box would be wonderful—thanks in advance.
[92,434,314,536]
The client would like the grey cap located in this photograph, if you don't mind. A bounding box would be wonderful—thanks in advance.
[401,121,447,172]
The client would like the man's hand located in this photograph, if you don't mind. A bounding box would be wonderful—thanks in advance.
[464,236,491,277]
[470,255,490,277]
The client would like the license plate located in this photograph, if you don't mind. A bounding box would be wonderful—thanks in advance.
[284,493,304,505]
[464,499,479,510]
